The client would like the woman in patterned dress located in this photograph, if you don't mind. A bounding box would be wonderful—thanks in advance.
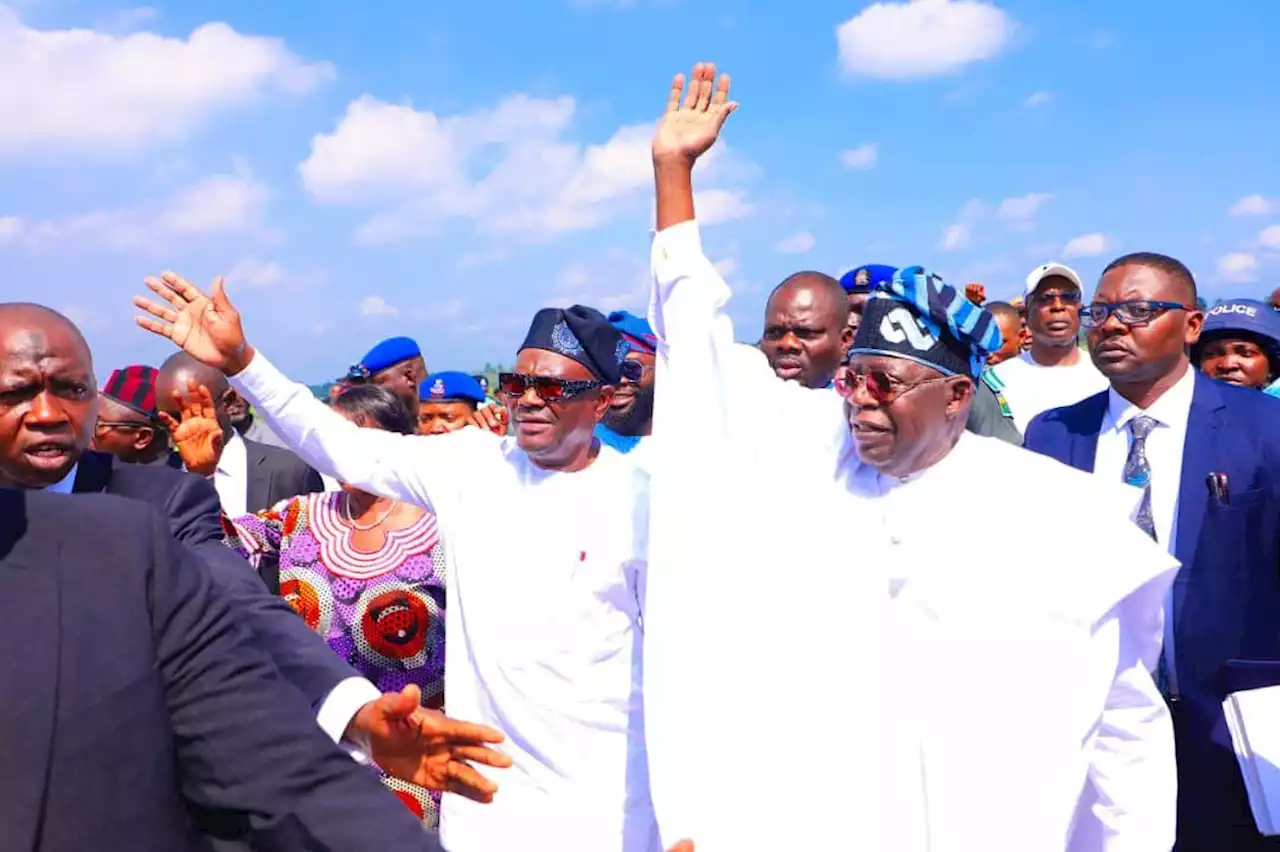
[223,384,447,827]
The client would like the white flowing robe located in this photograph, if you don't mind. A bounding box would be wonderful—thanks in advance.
[230,355,659,852]
[643,220,1180,852]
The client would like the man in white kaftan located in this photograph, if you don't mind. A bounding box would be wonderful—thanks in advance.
[134,287,658,852]
[640,63,1179,852]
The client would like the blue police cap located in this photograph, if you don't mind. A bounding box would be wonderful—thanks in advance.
[1193,298,1280,369]
[607,310,657,354]
[841,264,896,295]
[358,336,421,375]
[420,371,486,405]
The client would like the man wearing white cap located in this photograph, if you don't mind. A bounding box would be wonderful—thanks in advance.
[991,262,1109,432]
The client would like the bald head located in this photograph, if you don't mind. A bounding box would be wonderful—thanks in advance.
[761,271,853,388]
[0,302,93,370]
[157,351,234,440]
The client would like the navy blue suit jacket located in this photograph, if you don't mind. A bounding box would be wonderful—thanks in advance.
[70,450,354,714]
[0,489,441,852]
[1025,371,1280,849]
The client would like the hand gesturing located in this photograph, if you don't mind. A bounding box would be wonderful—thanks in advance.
[651,62,737,165]
[134,272,251,374]
[158,379,224,477]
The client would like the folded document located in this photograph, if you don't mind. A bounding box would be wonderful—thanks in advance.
[1224,685,1280,835]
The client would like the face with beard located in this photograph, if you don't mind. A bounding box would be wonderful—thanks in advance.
[603,350,655,437]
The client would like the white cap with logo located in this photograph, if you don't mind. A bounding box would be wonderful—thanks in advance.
[1024,262,1084,296]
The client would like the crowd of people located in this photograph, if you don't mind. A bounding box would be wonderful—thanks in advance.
[2,63,1280,852]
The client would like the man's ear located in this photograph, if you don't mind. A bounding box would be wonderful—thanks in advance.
[594,385,616,420]
[946,376,974,416]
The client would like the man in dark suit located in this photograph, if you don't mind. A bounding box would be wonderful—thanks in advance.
[158,350,325,513]
[0,488,447,852]
[0,302,511,841]
[1024,253,1280,851]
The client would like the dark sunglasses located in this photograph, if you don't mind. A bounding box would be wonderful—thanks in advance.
[1079,300,1196,328]
[497,372,602,403]
[834,367,950,405]
[1030,289,1082,307]
[619,360,646,383]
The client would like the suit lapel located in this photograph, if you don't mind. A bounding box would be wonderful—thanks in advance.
[244,440,271,514]
[0,497,62,847]
[1069,393,1108,473]
[71,450,112,495]
[1175,373,1224,568]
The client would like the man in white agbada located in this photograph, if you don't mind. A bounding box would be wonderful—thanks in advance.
[641,63,1180,852]
[133,291,660,852]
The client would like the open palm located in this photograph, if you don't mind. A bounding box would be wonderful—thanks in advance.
[134,272,247,373]
[652,62,737,164]
[158,380,224,476]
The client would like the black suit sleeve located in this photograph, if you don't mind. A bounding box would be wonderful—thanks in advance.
[146,508,442,852]
[299,462,325,498]
[159,472,356,712]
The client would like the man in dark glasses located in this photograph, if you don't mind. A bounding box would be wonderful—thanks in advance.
[132,276,658,852]
[644,61,1179,852]
[595,310,657,455]
[990,262,1109,432]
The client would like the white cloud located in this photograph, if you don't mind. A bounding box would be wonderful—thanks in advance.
[836,0,1014,80]
[840,143,878,170]
[775,232,816,254]
[302,92,753,243]
[359,295,399,316]
[713,257,740,278]
[1230,194,1274,217]
[1260,225,1280,249]
[0,7,333,159]
[1063,233,1110,257]
[548,251,648,313]
[694,188,754,225]
[997,192,1051,231]
[226,258,284,288]
[939,223,970,251]
[1217,252,1258,283]
[99,7,160,33]
[1022,90,1053,107]
[13,165,270,252]
[0,216,22,244]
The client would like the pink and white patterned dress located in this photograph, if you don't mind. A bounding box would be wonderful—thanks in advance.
[224,491,447,827]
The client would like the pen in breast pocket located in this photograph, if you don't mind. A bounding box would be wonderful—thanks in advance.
[1206,472,1230,506]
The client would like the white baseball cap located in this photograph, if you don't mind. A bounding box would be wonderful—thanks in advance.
[1024,262,1084,296]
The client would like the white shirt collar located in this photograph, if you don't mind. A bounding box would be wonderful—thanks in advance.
[218,429,246,477]
[45,462,79,494]
[1104,361,1196,432]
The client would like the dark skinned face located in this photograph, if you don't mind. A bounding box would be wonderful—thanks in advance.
[156,369,235,444]
[987,313,1023,366]
[1088,265,1203,385]
[1027,275,1082,349]
[0,319,99,488]
[223,390,251,428]
[91,396,160,463]
[1197,335,1272,389]
[844,353,972,478]
[418,400,476,435]
[846,292,869,338]
[373,360,422,418]
[506,349,612,469]
[603,350,656,436]
[761,280,852,389]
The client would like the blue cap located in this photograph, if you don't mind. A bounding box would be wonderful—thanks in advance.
[520,305,625,384]
[420,371,486,404]
[841,264,897,295]
[1193,299,1280,368]
[849,266,1003,378]
[607,310,657,354]
[358,336,421,375]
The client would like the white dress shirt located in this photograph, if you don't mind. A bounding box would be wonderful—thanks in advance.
[1092,362,1196,695]
[647,218,1180,852]
[994,349,1110,433]
[213,430,248,518]
[230,355,656,852]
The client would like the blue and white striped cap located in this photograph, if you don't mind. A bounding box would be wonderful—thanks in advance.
[848,265,1004,379]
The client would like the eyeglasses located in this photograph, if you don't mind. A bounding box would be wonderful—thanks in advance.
[1079,300,1196,328]
[1029,290,1082,307]
[497,372,602,403]
[95,419,155,432]
[834,367,951,405]
[619,360,649,383]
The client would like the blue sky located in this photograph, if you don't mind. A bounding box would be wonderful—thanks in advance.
[2,0,1277,382]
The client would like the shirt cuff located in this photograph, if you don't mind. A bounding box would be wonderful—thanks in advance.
[316,676,382,762]
[228,348,284,403]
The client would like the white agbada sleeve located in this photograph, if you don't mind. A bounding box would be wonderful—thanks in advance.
[229,351,495,511]
[645,220,893,852]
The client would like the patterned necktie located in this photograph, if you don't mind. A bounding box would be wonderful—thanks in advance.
[1124,414,1169,693]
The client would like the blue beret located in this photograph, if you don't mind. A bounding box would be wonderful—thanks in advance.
[607,310,657,354]
[849,266,1003,379]
[358,336,421,375]
[1193,299,1280,366]
[841,264,897,295]
[521,306,625,384]
[420,371,486,404]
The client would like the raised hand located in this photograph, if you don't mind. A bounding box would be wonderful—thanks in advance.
[349,684,513,803]
[134,272,252,374]
[158,379,225,477]
[652,62,737,165]
[965,282,987,306]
